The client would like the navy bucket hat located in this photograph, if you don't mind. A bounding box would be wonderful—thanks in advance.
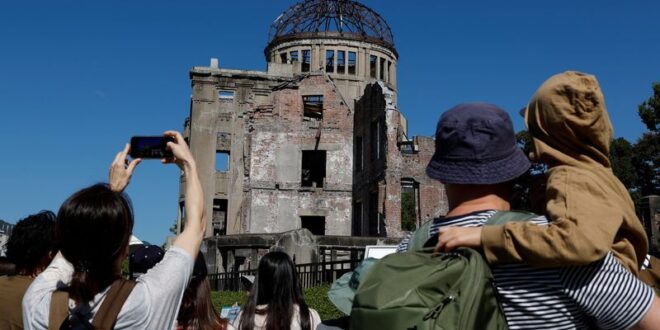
[426,103,530,185]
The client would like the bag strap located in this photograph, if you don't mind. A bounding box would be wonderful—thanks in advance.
[407,219,434,252]
[48,279,136,330]
[48,291,70,330]
[486,210,537,225]
[91,279,136,330]
[408,210,538,252]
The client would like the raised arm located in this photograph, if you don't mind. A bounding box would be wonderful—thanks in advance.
[162,131,206,260]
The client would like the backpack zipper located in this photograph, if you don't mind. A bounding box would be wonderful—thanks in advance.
[423,294,456,320]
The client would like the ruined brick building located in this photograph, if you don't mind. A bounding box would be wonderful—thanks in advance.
[178,0,447,242]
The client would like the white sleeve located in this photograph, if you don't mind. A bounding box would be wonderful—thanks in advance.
[310,308,322,329]
[22,254,74,330]
[132,246,194,330]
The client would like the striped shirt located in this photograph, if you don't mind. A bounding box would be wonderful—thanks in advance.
[397,210,654,330]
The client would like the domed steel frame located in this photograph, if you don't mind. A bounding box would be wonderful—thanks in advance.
[266,0,396,55]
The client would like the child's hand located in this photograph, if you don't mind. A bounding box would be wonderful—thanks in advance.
[434,227,483,253]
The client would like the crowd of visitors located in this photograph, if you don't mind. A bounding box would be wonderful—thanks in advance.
[0,71,658,329]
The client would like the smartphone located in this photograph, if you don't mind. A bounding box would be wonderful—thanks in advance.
[129,136,175,159]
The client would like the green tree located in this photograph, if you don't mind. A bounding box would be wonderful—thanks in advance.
[609,138,637,190]
[638,82,660,132]
[400,191,416,231]
[632,133,659,196]
[510,130,547,212]
[169,219,178,235]
[632,82,660,196]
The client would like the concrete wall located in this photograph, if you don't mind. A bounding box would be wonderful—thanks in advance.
[181,34,446,240]
[246,74,353,236]
[353,82,447,237]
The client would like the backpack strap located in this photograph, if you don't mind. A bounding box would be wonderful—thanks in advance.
[91,279,136,330]
[48,290,70,330]
[407,210,539,252]
[486,210,538,226]
[407,219,434,252]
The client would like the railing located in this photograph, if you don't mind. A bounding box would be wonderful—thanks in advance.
[208,259,361,291]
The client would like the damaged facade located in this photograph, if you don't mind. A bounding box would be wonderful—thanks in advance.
[178,0,447,243]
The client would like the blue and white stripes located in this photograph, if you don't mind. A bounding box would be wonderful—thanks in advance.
[397,210,654,330]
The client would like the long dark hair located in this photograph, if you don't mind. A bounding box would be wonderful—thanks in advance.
[177,253,227,330]
[56,184,134,303]
[238,251,312,330]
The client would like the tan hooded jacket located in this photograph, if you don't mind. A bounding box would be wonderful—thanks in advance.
[481,71,648,274]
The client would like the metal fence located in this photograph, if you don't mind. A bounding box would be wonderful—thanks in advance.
[208,259,361,291]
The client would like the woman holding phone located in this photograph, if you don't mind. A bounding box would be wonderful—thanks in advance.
[23,131,208,329]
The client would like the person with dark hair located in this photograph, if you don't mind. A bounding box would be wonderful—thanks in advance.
[234,251,321,330]
[0,211,56,330]
[23,131,208,329]
[0,256,16,276]
[176,252,232,330]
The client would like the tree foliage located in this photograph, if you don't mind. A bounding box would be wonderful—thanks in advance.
[638,82,660,132]
[630,82,660,196]
[169,219,178,235]
[609,138,637,190]
[632,132,659,196]
[400,191,416,231]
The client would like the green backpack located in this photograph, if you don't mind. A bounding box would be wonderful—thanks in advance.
[349,211,536,330]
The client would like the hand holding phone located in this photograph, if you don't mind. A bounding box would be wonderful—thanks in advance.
[161,131,195,171]
[129,136,175,159]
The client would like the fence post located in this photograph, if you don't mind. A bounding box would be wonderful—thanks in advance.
[331,249,337,281]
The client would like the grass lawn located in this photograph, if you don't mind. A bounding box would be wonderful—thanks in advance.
[211,284,344,321]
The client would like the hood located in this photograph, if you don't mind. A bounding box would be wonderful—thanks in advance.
[525,71,613,168]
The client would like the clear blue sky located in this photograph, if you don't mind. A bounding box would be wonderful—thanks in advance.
[1,1,659,245]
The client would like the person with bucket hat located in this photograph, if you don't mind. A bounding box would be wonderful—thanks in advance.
[435,72,649,277]
[393,103,658,329]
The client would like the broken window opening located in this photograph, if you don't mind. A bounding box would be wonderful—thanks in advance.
[369,55,377,78]
[212,199,228,236]
[302,95,323,119]
[290,50,299,62]
[337,50,345,74]
[301,150,326,188]
[387,61,392,82]
[370,120,382,160]
[355,136,363,172]
[398,140,417,155]
[301,49,311,72]
[401,179,418,231]
[348,51,356,75]
[219,90,234,100]
[301,216,325,235]
[216,151,229,172]
[368,192,379,236]
[325,50,335,73]
[353,202,363,236]
[280,52,288,64]
[379,57,386,80]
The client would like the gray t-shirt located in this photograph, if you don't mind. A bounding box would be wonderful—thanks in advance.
[23,246,193,330]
